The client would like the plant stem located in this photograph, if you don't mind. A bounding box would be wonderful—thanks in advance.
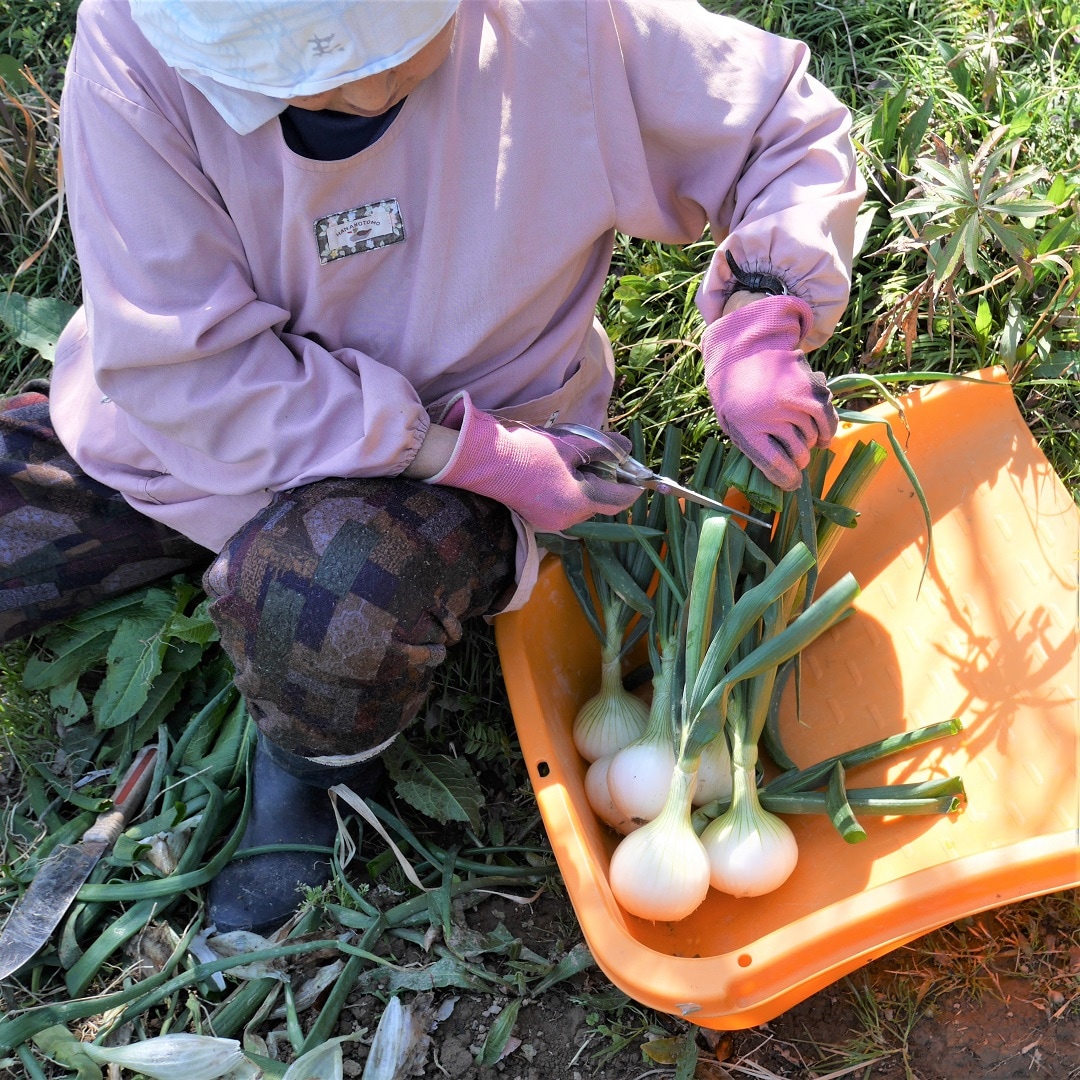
[764,719,964,794]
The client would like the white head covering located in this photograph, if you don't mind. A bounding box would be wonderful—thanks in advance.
[129,1,459,134]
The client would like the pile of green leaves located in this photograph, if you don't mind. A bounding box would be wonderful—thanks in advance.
[20,579,229,744]
[0,575,567,1072]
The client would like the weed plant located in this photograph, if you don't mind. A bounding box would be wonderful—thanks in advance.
[0,0,1077,1074]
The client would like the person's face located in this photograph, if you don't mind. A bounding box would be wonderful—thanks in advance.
[284,15,456,116]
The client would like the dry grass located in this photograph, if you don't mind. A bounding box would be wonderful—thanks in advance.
[0,67,64,278]
[890,892,1080,1016]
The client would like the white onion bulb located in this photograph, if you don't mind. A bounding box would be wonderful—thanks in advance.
[584,755,638,834]
[606,735,677,826]
[692,732,733,806]
[701,771,798,897]
[573,659,649,763]
[608,763,710,922]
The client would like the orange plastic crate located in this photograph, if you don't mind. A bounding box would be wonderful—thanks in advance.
[495,367,1079,1030]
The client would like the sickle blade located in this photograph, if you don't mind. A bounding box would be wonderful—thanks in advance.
[0,838,108,981]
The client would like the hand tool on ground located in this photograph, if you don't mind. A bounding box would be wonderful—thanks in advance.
[0,746,158,981]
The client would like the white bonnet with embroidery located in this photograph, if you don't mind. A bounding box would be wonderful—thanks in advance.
[128,1,459,134]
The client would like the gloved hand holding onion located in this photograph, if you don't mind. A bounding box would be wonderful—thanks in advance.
[550,423,966,924]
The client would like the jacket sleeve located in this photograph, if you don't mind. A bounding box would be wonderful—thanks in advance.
[59,35,429,501]
[586,0,866,347]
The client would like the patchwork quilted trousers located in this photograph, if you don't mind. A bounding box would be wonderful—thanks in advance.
[0,390,517,758]
[202,477,516,759]
[0,390,209,639]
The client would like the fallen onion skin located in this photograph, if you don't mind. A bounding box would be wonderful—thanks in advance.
[81,1034,248,1079]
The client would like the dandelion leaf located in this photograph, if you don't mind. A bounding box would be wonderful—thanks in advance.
[388,749,485,833]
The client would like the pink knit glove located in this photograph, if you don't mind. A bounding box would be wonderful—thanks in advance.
[428,393,640,532]
[702,294,838,490]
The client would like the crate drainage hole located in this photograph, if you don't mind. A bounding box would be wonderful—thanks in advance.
[537,762,550,777]
[738,954,752,968]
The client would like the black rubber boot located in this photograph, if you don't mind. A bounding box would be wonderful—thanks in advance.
[208,737,384,935]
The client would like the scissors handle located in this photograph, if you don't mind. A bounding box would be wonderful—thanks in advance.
[548,423,628,459]
[549,423,772,529]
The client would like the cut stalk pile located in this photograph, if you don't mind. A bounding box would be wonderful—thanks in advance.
[551,422,966,923]
[0,582,565,1070]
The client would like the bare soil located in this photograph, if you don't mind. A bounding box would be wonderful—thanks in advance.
[317,887,1080,1080]
[2,751,1077,1079]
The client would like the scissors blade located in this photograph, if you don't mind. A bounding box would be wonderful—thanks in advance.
[578,460,772,528]
[549,422,774,528]
[644,477,773,528]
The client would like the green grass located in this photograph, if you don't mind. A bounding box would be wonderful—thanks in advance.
[606,0,1080,486]
[786,890,1080,1077]
[0,0,78,85]
[0,0,79,385]
[0,0,1077,1073]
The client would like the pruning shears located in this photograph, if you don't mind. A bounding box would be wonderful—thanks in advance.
[549,423,773,529]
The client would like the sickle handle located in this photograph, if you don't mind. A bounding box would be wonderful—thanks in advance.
[82,747,158,846]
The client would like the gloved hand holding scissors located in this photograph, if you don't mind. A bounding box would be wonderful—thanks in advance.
[702,293,839,490]
[426,392,641,532]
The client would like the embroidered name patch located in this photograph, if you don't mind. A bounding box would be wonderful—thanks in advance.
[314,198,405,264]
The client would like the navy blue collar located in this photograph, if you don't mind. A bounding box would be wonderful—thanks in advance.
[279,101,405,161]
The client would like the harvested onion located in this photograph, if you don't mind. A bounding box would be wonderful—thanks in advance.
[573,658,648,762]
[608,762,710,921]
